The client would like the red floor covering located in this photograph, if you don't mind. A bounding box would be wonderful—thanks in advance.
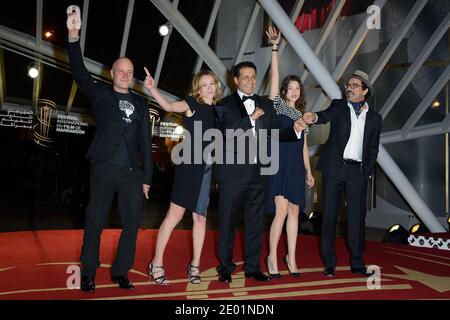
[0,229,449,300]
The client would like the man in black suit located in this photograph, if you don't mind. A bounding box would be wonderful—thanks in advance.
[303,70,382,277]
[214,61,307,282]
[66,6,152,292]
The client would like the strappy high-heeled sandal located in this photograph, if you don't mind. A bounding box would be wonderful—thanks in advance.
[187,263,201,284]
[148,262,170,285]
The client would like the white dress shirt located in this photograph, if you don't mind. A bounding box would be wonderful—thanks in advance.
[237,90,256,136]
[343,102,369,162]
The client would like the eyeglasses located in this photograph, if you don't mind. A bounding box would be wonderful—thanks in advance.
[344,83,364,90]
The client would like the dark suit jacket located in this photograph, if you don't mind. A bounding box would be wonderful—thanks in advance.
[315,99,382,177]
[214,92,299,184]
[67,40,153,185]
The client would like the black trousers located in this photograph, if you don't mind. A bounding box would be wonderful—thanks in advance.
[321,162,368,269]
[217,167,265,274]
[80,162,142,278]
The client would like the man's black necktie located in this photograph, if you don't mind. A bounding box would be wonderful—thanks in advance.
[242,95,255,102]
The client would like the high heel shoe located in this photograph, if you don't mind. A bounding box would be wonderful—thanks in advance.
[148,262,170,285]
[265,256,281,278]
[187,263,201,284]
[283,255,301,277]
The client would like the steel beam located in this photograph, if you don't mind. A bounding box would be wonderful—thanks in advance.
[119,0,135,57]
[259,0,342,99]
[150,0,229,89]
[401,64,450,136]
[194,0,222,73]
[377,145,447,232]
[379,11,450,119]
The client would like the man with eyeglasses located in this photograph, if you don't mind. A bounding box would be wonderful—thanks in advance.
[303,70,382,278]
[66,5,152,292]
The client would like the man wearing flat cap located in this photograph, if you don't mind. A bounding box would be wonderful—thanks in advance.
[303,70,381,277]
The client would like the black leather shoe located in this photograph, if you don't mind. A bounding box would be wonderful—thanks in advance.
[80,276,95,292]
[217,268,232,283]
[111,276,134,289]
[323,267,335,277]
[244,271,271,281]
[351,267,374,277]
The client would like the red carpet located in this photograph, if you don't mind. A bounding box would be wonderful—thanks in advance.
[0,229,449,300]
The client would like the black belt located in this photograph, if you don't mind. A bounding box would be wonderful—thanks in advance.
[343,158,362,165]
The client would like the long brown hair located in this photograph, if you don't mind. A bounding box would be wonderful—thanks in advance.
[280,75,306,113]
[189,70,223,105]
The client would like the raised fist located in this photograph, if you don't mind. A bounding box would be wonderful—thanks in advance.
[66,5,82,31]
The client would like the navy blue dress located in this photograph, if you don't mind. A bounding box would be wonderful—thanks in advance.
[265,95,307,213]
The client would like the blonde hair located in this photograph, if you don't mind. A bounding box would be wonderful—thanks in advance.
[189,70,223,105]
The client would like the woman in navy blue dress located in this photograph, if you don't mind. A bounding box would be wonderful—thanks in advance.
[144,69,222,285]
[265,27,315,277]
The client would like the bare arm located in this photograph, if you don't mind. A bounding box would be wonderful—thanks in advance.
[303,135,315,188]
[143,67,190,114]
[266,26,281,100]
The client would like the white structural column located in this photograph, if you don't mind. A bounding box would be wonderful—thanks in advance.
[381,122,449,145]
[154,0,178,86]
[369,0,428,84]
[401,64,450,136]
[378,146,447,232]
[33,0,44,106]
[257,0,305,94]
[150,0,229,89]
[0,49,5,107]
[119,0,135,57]
[233,2,261,66]
[259,0,445,232]
[301,0,347,83]
[379,11,450,119]
[194,0,222,73]
[258,0,342,99]
[310,0,387,112]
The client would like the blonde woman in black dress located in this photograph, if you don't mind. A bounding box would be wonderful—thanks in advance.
[144,68,222,285]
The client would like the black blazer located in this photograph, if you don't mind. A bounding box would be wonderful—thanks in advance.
[315,99,382,177]
[67,40,153,185]
[214,92,299,183]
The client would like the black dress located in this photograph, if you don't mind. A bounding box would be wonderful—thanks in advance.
[265,95,307,213]
[170,96,214,216]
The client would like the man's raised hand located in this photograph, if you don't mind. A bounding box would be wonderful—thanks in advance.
[66,5,82,31]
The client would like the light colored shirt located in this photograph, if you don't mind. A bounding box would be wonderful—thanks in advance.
[237,90,257,163]
[343,101,369,162]
[237,90,256,136]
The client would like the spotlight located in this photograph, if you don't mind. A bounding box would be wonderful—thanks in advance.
[307,211,322,235]
[28,64,39,79]
[409,223,428,234]
[382,224,409,244]
[44,30,53,39]
[447,216,450,230]
[431,100,440,109]
[159,23,172,37]
[173,125,184,135]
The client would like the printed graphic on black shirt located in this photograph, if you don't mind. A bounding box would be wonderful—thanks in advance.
[119,100,135,124]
